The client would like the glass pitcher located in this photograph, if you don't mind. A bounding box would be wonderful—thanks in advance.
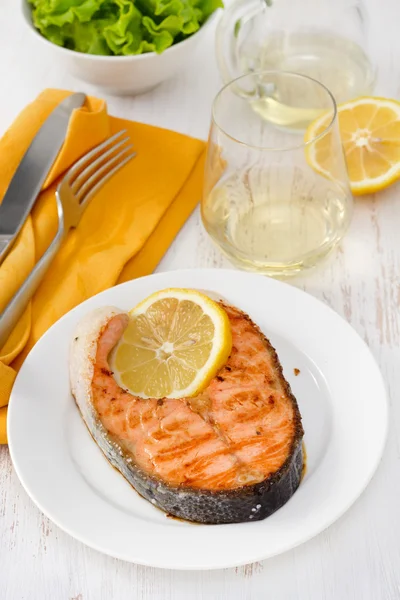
[216,0,376,104]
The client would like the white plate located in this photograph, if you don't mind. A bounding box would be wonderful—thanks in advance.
[8,269,388,570]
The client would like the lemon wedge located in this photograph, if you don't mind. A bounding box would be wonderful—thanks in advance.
[111,288,232,399]
[305,96,400,195]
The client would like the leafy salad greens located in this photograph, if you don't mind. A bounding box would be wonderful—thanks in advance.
[28,0,223,56]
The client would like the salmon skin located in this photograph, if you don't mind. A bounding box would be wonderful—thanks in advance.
[70,302,304,524]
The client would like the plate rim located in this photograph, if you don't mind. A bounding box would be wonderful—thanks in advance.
[8,268,389,570]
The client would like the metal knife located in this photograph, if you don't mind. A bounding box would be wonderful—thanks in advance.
[0,92,86,266]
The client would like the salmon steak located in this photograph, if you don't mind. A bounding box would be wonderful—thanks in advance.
[70,302,304,524]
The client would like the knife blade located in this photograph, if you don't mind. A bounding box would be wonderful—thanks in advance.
[0,92,86,266]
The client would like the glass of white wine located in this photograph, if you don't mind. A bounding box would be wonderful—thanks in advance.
[201,71,353,276]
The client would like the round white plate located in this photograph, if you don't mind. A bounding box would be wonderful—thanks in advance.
[8,269,388,570]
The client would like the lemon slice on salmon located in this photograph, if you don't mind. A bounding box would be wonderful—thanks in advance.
[305,96,400,195]
[111,289,232,399]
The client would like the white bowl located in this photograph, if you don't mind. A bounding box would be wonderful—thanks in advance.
[22,0,218,96]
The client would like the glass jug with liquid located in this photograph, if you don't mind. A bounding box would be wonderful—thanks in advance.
[216,0,376,104]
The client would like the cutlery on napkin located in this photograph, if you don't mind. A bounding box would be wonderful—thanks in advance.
[0,130,136,350]
[0,93,86,266]
[0,89,206,443]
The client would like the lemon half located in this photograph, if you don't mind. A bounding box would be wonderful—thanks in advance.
[111,288,232,399]
[306,96,400,195]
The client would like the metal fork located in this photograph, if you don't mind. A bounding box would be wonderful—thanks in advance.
[0,130,135,350]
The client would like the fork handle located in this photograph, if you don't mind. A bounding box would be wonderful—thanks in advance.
[0,237,14,266]
[0,227,64,351]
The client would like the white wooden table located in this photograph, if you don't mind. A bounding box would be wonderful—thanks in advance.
[1,1,400,598]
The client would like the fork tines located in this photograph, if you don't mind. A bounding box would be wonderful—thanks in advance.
[67,130,135,205]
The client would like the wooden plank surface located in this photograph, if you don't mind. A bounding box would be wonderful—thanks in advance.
[1,0,400,597]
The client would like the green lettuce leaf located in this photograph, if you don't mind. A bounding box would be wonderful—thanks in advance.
[28,0,223,56]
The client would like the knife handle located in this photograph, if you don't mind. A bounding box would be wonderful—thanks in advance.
[0,239,10,264]
[0,225,65,352]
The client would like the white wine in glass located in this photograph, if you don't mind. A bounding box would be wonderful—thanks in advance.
[202,72,353,276]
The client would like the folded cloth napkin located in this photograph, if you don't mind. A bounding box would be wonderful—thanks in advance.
[0,89,206,443]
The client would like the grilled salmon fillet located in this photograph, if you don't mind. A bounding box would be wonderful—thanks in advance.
[70,302,304,524]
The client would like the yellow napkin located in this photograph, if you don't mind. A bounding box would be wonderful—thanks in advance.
[0,89,206,444]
